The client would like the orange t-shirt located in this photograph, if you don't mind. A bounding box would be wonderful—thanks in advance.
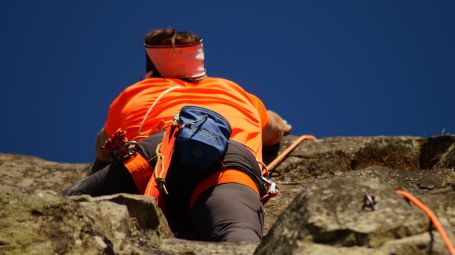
[104,77,269,160]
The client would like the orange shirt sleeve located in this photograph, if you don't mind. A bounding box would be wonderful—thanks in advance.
[247,93,269,130]
[104,91,125,136]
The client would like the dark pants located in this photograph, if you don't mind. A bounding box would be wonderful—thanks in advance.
[191,183,264,242]
[65,134,264,243]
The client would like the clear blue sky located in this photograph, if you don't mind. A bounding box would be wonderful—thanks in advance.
[1,1,454,163]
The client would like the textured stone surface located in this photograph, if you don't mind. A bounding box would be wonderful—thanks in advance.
[0,154,88,193]
[160,238,258,255]
[1,135,454,254]
[0,186,170,255]
[262,135,455,236]
[255,177,453,255]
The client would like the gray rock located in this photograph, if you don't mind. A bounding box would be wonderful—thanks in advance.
[160,238,258,255]
[0,185,169,255]
[262,135,455,235]
[255,177,453,255]
[0,154,87,193]
[1,135,455,254]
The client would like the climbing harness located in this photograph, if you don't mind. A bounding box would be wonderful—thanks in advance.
[395,189,455,255]
[154,143,169,195]
[102,129,145,162]
[144,106,232,205]
[259,175,278,203]
[144,122,179,206]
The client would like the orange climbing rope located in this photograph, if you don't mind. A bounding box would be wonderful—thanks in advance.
[395,189,455,255]
[266,136,454,254]
[259,135,316,203]
[267,135,316,171]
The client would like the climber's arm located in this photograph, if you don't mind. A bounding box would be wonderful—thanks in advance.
[262,110,292,146]
[95,128,109,162]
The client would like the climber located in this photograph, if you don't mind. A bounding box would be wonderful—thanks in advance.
[65,27,291,243]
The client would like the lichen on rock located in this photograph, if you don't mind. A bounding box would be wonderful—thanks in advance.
[1,135,454,254]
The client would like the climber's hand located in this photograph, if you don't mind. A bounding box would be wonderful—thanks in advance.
[263,110,292,146]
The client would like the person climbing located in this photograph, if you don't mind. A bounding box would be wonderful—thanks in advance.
[65,27,291,243]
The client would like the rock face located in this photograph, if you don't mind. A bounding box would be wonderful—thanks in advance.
[0,186,171,254]
[255,177,454,255]
[1,135,454,255]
